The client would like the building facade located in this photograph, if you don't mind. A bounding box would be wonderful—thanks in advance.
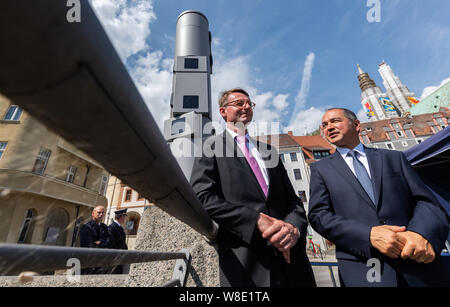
[410,80,450,116]
[360,108,449,151]
[105,176,152,250]
[0,94,109,247]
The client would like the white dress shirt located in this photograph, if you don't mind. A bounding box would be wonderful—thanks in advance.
[336,143,372,179]
[226,128,270,187]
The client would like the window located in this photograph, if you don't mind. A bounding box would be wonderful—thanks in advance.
[99,175,109,196]
[313,151,330,160]
[18,209,36,244]
[125,212,141,236]
[396,131,403,137]
[401,141,408,147]
[71,217,83,247]
[125,189,132,202]
[279,154,285,163]
[416,138,424,144]
[32,148,51,175]
[0,142,7,159]
[43,208,69,246]
[386,142,394,150]
[3,105,23,121]
[293,169,302,180]
[298,191,307,203]
[66,166,77,183]
[83,165,90,188]
[290,153,297,162]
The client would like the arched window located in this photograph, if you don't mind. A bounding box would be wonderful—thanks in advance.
[17,209,37,244]
[71,217,84,247]
[125,212,141,236]
[43,208,70,246]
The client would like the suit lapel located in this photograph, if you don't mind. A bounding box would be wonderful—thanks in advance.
[328,152,376,211]
[365,147,382,209]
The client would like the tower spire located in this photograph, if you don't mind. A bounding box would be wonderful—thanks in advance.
[357,64,364,75]
[357,64,377,92]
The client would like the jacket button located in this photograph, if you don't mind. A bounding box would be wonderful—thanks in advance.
[379,220,386,225]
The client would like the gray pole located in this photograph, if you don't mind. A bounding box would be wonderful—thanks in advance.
[164,10,214,181]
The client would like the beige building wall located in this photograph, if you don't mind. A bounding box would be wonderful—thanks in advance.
[105,176,152,250]
[0,94,109,246]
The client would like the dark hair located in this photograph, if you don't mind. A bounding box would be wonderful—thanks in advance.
[218,88,250,107]
[327,108,357,121]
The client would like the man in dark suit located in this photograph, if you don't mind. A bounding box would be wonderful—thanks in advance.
[79,205,109,274]
[190,88,316,287]
[107,209,128,274]
[308,108,449,286]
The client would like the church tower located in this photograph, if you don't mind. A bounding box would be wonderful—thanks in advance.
[357,64,399,121]
[378,61,415,115]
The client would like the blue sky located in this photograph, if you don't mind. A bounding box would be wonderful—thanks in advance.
[89,0,450,134]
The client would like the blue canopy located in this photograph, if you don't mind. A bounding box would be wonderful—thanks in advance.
[405,126,450,244]
[405,126,450,167]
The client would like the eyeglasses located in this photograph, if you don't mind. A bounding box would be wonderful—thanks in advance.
[223,99,256,109]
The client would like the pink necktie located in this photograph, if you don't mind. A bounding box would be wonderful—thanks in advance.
[236,136,268,197]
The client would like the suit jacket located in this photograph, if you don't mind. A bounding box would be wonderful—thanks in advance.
[79,220,109,248]
[190,131,316,287]
[107,222,128,250]
[308,146,450,286]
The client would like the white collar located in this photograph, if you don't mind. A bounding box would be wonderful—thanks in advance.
[336,143,366,157]
[226,127,248,140]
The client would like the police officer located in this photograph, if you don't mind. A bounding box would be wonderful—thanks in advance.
[79,205,109,274]
[107,208,129,274]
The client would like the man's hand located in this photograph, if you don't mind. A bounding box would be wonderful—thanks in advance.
[370,225,407,258]
[257,213,300,263]
[256,212,274,234]
[397,231,436,264]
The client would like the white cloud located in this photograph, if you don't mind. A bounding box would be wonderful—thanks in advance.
[89,0,156,61]
[130,52,173,127]
[273,94,289,112]
[294,52,315,111]
[90,0,174,130]
[420,77,450,100]
[210,54,287,132]
[285,52,317,134]
[284,107,324,135]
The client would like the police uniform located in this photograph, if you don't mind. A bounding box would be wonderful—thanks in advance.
[108,209,128,274]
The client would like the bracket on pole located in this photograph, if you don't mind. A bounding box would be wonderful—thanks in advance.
[171,248,190,287]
